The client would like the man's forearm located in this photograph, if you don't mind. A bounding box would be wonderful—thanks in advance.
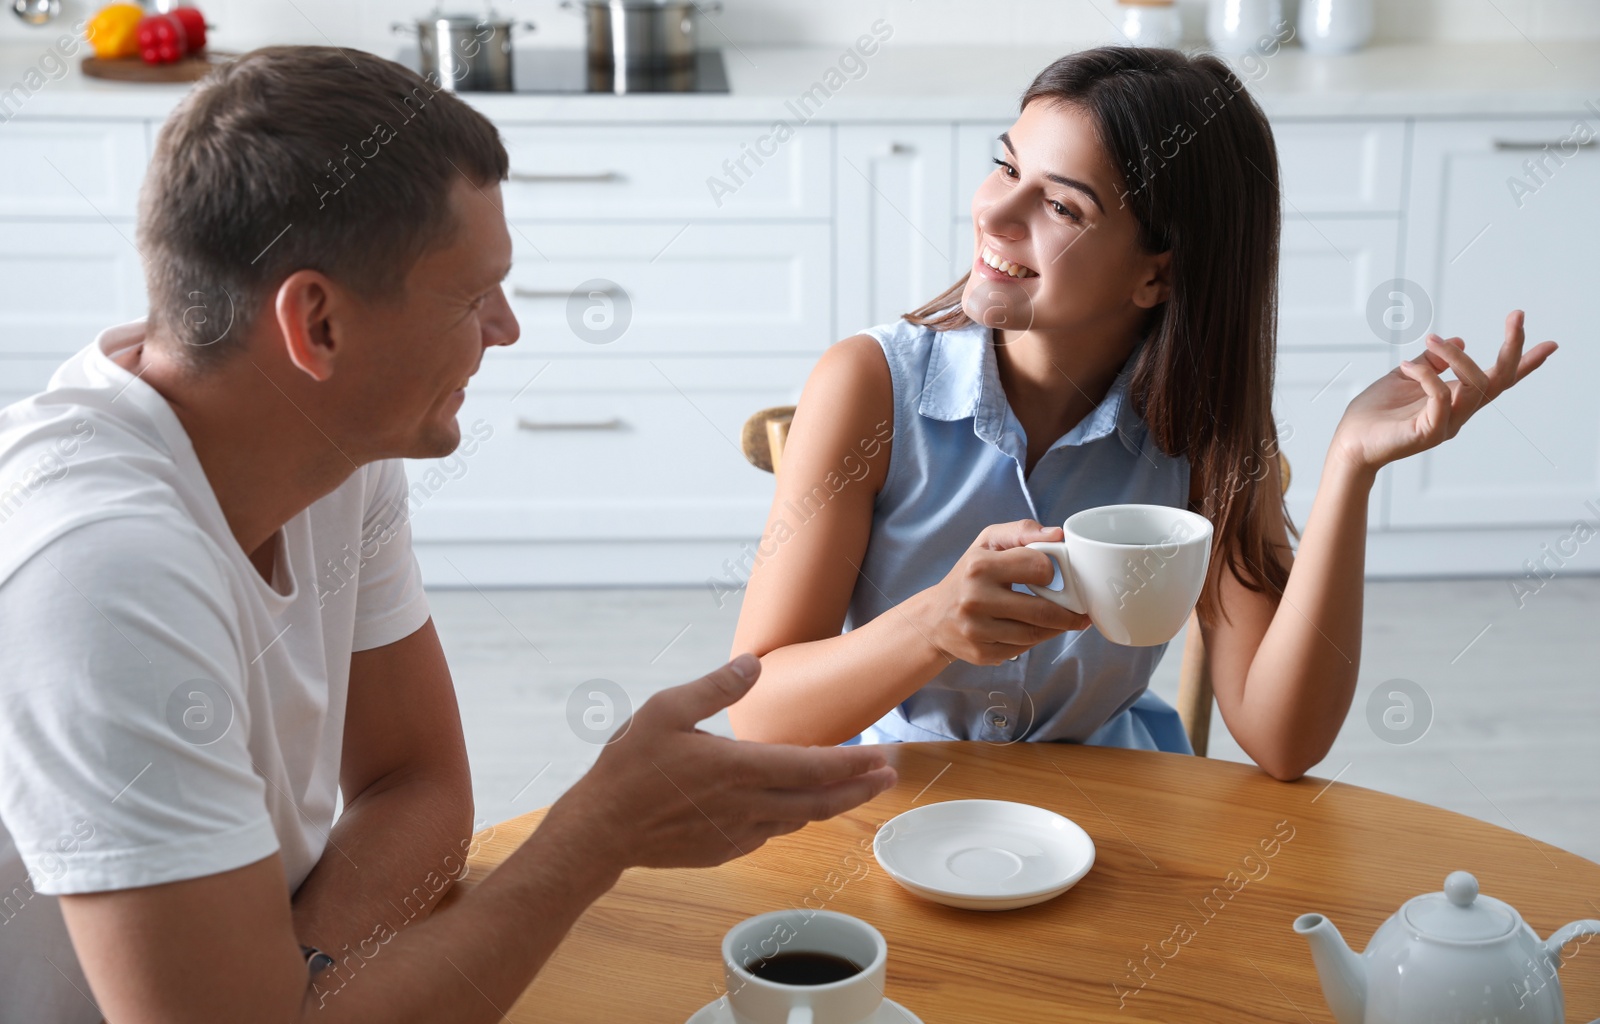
[301,796,623,1023]
[291,768,475,959]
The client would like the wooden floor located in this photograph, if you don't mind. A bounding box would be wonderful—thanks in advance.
[429,576,1600,863]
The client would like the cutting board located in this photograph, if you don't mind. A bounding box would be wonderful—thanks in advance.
[81,51,233,83]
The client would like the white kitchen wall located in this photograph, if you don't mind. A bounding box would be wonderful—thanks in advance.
[2,0,1598,51]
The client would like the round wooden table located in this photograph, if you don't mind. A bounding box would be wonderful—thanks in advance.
[450,742,1600,1023]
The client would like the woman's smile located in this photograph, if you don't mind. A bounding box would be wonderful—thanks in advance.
[976,245,1040,281]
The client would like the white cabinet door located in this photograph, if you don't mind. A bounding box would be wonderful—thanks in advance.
[404,357,814,542]
[501,222,832,359]
[497,123,831,221]
[1278,217,1401,349]
[835,125,955,338]
[1273,121,1406,214]
[0,121,147,218]
[961,120,1404,215]
[1389,120,1600,527]
[1273,351,1392,532]
[955,121,1011,211]
[0,221,146,356]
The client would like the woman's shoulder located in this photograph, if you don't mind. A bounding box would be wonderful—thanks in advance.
[809,331,894,419]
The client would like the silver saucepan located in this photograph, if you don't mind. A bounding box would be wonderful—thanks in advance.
[561,0,723,73]
[393,12,535,92]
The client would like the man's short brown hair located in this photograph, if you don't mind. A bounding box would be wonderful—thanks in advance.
[137,46,509,363]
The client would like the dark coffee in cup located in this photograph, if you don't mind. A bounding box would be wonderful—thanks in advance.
[746,951,862,986]
[722,910,888,1022]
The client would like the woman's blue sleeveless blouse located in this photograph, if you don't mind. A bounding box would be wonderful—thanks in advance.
[845,317,1194,753]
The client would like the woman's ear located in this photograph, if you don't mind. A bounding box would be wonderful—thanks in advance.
[1132,250,1173,309]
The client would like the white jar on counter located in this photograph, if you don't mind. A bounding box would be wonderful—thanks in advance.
[1297,0,1373,53]
[1206,0,1286,55]
[1117,0,1183,48]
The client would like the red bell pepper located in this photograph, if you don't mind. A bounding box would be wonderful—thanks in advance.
[170,7,206,53]
[135,7,206,65]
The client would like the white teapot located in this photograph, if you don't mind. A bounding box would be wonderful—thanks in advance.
[1294,871,1600,1023]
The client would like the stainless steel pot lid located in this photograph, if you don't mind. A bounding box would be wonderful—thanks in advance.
[427,12,509,24]
[575,0,695,8]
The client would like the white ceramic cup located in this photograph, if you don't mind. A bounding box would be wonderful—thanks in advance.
[1025,503,1213,647]
[722,910,887,1024]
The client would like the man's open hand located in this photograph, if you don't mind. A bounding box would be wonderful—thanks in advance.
[550,654,898,871]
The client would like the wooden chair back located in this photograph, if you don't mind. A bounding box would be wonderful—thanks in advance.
[740,406,794,474]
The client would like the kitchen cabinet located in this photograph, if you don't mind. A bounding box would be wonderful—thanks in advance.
[0,120,146,219]
[405,357,815,587]
[411,122,836,581]
[0,220,146,356]
[955,121,1010,208]
[498,221,832,360]
[497,123,831,221]
[0,86,1591,581]
[406,358,815,544]
[1388,120,1600,529]
[1272,121,1406,214]
[1277,218,1402,349]
[1273,350,1391,531]
[834,124,956,338]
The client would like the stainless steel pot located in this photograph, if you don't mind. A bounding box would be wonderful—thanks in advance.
[393,12,535,92]
[562,0,723,73]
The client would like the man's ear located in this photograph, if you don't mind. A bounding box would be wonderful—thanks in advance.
[273,270,341,382]
[1132,249,1173,309]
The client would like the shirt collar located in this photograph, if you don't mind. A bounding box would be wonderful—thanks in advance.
[917,320,1147,457]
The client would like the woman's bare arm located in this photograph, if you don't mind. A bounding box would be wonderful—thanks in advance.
[1196,457,1361,782]
[1204,312,1557,780]
[728,336,944,745]
[728,336,1086,746]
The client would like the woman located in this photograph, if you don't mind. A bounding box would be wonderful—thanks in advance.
[725,47,1555,779]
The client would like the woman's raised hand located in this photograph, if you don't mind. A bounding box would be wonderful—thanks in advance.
[1330,309,1557,475]
[914,519,1093,666]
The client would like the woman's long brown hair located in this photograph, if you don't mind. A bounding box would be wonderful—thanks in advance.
[907,46,1296,627]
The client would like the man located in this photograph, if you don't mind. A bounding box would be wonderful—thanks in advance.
[0,46,896,1023]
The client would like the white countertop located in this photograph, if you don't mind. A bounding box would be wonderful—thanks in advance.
[3,41,1598,123]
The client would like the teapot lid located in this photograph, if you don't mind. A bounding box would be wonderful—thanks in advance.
[1402,872,1517,943]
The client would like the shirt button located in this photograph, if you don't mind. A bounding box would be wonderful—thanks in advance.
[990,713,1008,729]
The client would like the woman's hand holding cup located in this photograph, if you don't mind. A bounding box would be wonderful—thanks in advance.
[916,519,1093,666]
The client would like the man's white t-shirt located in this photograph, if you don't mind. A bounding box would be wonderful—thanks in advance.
[0,322,431,1023]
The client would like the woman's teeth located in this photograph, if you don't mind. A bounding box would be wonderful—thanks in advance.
[980,247,1037,279]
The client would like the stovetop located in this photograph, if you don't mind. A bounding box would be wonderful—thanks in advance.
[410,48,729,95]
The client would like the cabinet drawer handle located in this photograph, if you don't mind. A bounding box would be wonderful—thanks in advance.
[1492,139,1596,151]
[516,416,626,432]
[512,285,625,300]
[886,142,915,156]
[509,171,626,183]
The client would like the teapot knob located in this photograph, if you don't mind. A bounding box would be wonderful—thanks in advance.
[1444,871,1479,907]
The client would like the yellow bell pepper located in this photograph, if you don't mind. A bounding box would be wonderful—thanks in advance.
[87,3,146,60]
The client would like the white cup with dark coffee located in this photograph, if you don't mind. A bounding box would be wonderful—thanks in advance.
[1025,503,1214,647]
[721,910,887,1024]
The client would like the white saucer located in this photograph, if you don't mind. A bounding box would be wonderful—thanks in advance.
[685,995,924,1024]
[873,799,1096,911]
